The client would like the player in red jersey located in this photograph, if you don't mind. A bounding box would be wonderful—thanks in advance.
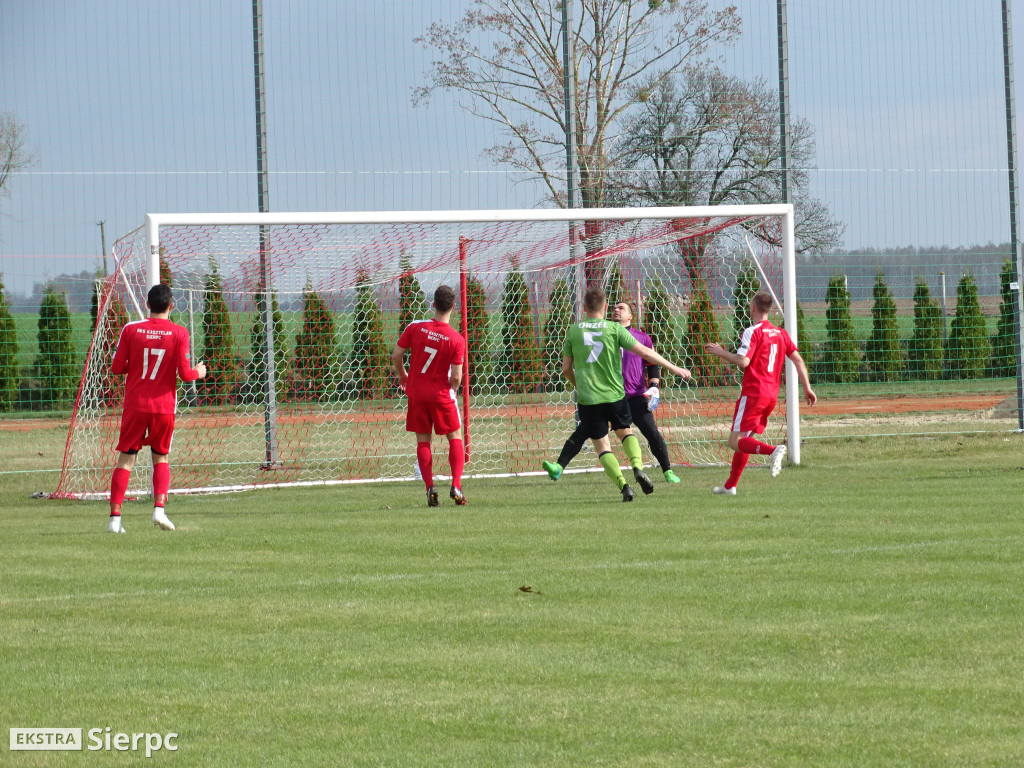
[390,285,467,508]
[705,290,816,495]
[106,284,206,532]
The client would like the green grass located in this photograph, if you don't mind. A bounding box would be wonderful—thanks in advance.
[2,432,1024,766]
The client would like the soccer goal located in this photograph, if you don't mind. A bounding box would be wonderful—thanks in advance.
[55,205,798,499]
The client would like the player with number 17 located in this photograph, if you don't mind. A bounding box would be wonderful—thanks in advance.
[107,284,207,533]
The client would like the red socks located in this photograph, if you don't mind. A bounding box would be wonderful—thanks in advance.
[152,462,170,507]
[737,437,775,456]
[725,452,749,490]
[448,438,465,489]
[416,442,433,488]
[110,467,130,515]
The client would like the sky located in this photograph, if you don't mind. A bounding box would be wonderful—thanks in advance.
[0,0,1019,296]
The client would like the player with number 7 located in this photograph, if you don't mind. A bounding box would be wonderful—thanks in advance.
[107,284,207,533]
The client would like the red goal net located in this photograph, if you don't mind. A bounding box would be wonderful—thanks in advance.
[54,208,791,499]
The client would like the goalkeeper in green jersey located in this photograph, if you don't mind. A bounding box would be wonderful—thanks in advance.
[553,286,691,502]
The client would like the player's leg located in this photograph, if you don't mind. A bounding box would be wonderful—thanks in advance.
[733,399,786,477]
[407,399,438,506]
[108,451,137,533]
[432,397,466,505]
[628,396,676,482]
[109,411,148,532]
[611,398,652,495]
[543,421,587,481]
[147,414,177,530]
[715,397,751,495]
[583,404,633,501]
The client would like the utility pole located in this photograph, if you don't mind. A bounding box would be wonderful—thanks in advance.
[252,0,280,464]
[561,0,583,317]
[96,220,108,276]
[1001,0,1024,431]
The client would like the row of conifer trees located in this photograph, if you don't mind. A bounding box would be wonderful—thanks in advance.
[0,258,1019,412]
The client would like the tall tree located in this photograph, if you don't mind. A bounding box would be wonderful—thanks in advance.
[463,273,490,393]
[415,0,740,285]
[684,276,728,386]
[350,270,390,400]
[499,258,543,394]
[642,276,682,386]
[945,273,989,380]
[397,252,430,333]
[34,286,78,409]
[244,290,287,405]
[617,71,843,278]
[865,272,903,382]
[603,258,630,310]
[543,277,573,390]
[415,0,738,209]
[290,284,341,402]
[730,265,759,348]
[0,112,35,201]
[988,259,1018,378]
[0,273,19,411]
[198,262,237,405]
[908,278,943,381]
[820,275,859,383]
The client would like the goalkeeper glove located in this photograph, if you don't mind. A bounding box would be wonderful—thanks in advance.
[643,386,660,411]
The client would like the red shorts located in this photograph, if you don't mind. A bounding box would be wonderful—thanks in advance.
[117,411,176,455]
[730,395,777,435]
[406,396,462,436]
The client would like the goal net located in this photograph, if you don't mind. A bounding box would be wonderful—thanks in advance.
[54,206,797,499]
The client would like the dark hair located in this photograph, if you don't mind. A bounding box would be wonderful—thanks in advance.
[434,285,456,313]
[148,283,173,313]
[752,290,774,314]
[583,286,606,312]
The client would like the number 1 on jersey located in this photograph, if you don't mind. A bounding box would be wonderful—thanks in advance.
[767,343,779,373]
[142,347,166,380]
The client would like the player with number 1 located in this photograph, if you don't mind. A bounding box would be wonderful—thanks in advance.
[107,284,206,533]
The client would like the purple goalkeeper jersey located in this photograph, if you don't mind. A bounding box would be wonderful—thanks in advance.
[620,327,652,397]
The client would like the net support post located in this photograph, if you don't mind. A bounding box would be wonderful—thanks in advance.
[459,236,471,463]
[781,205,800,464]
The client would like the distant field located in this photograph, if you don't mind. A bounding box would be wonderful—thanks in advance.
[2,431,1023,766]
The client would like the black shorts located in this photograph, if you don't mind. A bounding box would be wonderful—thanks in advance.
[577,398,632,440]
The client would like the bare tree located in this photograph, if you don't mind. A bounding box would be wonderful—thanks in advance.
[0,112,35,201]
[414,0,741,211]
[614,70,844,276]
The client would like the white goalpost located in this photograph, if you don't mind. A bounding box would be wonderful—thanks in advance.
[56,204,798,498]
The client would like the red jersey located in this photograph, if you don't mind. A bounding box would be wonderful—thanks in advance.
[736,320,797,399]
[396,319,466,402]
[111,318,200,414]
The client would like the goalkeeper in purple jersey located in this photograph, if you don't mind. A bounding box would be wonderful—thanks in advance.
[543,300,681,484]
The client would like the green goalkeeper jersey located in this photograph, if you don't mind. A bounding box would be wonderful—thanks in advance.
[562,318,638,405]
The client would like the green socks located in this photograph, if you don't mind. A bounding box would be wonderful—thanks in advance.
[621,434,643,471]
[598,451,626,490]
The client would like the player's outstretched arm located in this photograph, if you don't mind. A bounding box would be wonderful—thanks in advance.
[704,342,748,369]
[631,343,691,380]
[788,350,817,405]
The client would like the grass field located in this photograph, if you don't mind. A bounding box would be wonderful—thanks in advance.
[2,431,1024,766]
